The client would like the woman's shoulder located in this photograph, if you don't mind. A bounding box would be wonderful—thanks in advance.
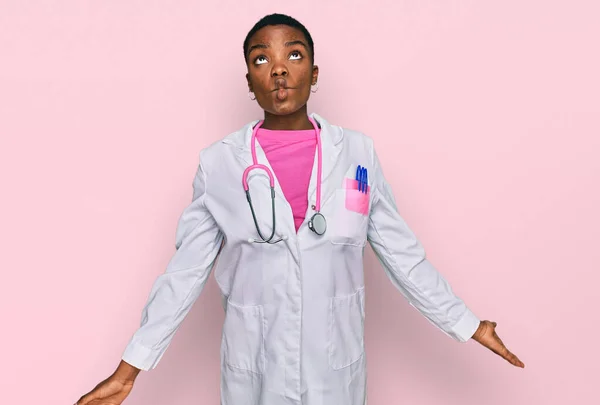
[337,124,375,153]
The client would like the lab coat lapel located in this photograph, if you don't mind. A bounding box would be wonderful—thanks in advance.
[223,119,296,239]
[225,113,343,210]
[306,112,343,212]
[228,119,288,204]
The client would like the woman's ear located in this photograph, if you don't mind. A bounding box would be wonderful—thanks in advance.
[312,65,319,85]
[246,73,253,92]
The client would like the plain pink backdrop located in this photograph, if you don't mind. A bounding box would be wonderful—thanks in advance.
[1,1,598,404]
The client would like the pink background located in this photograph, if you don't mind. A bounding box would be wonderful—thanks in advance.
[1,1,598,404]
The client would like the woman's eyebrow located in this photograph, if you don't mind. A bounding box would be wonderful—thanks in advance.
[248,43,268,55]
[284,40,307,49]
[248,40,308,55]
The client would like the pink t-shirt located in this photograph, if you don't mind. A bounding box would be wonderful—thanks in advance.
[256,127,317,232]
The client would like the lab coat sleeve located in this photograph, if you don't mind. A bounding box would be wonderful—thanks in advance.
[121,158,224,370]
[366,145,480,343]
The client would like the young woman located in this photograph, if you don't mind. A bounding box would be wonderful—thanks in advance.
[76,13,524,405]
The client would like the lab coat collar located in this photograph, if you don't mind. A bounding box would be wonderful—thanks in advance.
[221,112,343,151]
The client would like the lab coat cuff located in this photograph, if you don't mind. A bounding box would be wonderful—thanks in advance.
[451,308,481,342]
[121,340,162,371]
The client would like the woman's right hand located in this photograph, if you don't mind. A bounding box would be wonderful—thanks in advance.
[76,360,140,405]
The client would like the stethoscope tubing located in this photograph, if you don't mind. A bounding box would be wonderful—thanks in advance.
[242,116,323,243]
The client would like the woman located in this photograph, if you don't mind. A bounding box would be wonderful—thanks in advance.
[76,13,524,405]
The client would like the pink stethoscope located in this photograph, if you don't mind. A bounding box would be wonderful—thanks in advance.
[242,116,327,243]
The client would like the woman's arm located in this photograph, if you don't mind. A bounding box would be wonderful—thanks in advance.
[366,144,480,342]
[121,155,224,371]
[75,156,223,405]
[366,142,524,367]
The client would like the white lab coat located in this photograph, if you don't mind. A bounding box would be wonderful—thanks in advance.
[121,112,480,405]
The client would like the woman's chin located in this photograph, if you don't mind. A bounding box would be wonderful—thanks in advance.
[268,101,302,115]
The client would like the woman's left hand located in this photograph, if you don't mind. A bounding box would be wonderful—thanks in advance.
[471,320,525,368]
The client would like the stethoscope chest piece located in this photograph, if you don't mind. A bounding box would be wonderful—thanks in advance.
[308,212,327,235]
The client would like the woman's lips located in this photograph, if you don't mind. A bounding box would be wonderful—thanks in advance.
[276,88,288,101]
[274,77,287,89]
[271,78,295,101]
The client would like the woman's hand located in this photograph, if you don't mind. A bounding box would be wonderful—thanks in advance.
[75,361,140,405]
[471,320,525,368]
[75,376,134,405]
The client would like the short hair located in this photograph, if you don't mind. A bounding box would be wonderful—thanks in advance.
[243,13,315,65]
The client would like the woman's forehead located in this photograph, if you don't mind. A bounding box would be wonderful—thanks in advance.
[249,25,306,46]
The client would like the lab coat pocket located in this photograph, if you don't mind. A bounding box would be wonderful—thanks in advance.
[330,185,369,247]
[328,288,365,370]
[344,178,370,215]
[222,299,265,375]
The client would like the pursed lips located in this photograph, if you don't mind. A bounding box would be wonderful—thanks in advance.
[272,78,294,91]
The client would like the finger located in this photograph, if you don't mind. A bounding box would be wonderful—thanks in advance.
[486,329,524,367]
[495,334,525,367]
[494,333,506,347]
[487,341,506,358]
[504,350,525,368]
[492,328,506,345]
[77,390,100,405]
[498,342,523,368]
[87,390,127,405]
[485,334,509,358]
[505,349,525,368]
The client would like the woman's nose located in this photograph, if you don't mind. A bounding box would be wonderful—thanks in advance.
[271,63,288,77]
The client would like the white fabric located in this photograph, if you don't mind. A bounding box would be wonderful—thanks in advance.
[121,112,481,405]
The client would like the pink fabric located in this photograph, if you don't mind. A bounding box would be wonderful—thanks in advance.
[256,127,317,232]
[344,178,370,215]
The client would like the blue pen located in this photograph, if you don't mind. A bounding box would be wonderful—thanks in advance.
[360,166,365,192]
[360,167,364,192]
[363,167,369,194]
[355,165,362,191]
[358,167,363,193]
[360,166,366,192]
[361,167,367,193]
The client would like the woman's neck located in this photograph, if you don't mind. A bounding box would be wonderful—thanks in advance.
[261,106,313,130]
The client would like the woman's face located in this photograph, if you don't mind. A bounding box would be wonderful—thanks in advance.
[246,24,318,116]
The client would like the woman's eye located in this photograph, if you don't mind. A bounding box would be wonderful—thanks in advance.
[290,51,302,60]
[255,56,268,65]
